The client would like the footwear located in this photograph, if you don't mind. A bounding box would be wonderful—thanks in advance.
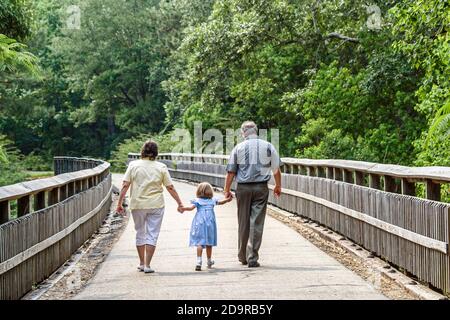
[144,266,155,273]
[207,260,215,269]
[248,261,260,268]
[137,265,144,272]
[240,260,248,265]
[195,265,202,271]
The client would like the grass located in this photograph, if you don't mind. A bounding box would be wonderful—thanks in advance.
[25,171,54,180]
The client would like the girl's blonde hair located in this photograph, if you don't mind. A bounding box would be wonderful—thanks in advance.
[196,182,214,199]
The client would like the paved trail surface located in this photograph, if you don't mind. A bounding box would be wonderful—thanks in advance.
[74,175,385,300]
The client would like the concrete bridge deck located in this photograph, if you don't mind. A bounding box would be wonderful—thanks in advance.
[74,175,385,300]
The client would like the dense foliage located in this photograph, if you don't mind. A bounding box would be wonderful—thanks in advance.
[0,0,448,186]
[0,135,28,186]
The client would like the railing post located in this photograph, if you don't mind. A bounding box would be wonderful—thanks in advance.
[384,176,397,193]
[54,158,59,175]
[317,167,326,178]
[426,180,441,201]
[343,169,353,183]
[83,179,89,191]
[326,167,334,179]
[0,200,9,224]
[292,165,299,175]
[355,171,365,186]
[48,188,59,205]
[333,168,343,181]
[68,182,75,197]
[18,195,31,216]
[59,184,68,201]
[369,174,381,189]
[401,179,416,196]
[34,191,46,211]
[76,180,82,193]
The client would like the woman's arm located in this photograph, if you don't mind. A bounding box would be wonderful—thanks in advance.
[165,184,184,212]
[116,181,131,215]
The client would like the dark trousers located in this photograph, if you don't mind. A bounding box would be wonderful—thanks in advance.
[235,182,269,264]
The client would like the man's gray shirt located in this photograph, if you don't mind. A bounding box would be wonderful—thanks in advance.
[226,135,282,183]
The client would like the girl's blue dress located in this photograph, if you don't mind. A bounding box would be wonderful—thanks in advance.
[189,197,218,247]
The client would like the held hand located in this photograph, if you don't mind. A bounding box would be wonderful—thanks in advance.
[177,204,185,213]
[116,205,126,216]
[224,191,233,200]
[273,185,282,198]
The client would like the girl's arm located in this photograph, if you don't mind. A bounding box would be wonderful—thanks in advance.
[181,204,196,212]
[216,196,232,205]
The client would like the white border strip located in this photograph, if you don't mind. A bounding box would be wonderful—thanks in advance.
[0,185,113,275]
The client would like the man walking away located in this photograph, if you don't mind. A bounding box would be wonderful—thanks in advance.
[223,121,282,267]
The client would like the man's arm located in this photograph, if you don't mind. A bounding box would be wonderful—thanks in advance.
[224,147,238,199]
[116,181,131,215]
[224,171,236,199]
[165,184,184,212]
[270,144,282,198]
[273,168,282,197]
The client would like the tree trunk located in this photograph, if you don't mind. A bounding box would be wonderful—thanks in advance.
[107,111,116,137]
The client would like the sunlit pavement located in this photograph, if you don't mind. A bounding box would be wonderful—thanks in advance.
[74,174,385,300]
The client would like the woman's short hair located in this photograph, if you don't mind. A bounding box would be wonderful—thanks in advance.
[141,140,158,160]
[196,182,214,199]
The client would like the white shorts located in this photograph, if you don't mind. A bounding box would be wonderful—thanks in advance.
[131,208,165,246]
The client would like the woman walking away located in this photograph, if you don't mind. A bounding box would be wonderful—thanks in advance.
[181,182,232,271]
[116,140,184,274]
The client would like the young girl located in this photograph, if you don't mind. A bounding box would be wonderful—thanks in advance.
[181,182,232,271]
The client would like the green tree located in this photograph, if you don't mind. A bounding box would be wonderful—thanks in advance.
[0,34,38,74]
[0,135,28,186]
[391,0,449,164]
[0,0,38,172]
[0,0,31,39]
[164,0,422,160]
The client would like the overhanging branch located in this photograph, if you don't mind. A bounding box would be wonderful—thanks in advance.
[120,87,136,106]
[326,32,359,43]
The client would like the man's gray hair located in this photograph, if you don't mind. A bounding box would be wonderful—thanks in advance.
[241,121,258,137]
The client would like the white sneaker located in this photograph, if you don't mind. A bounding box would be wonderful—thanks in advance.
[137,265,144,272]
[207,260,215,269]
[144,266,155,273]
